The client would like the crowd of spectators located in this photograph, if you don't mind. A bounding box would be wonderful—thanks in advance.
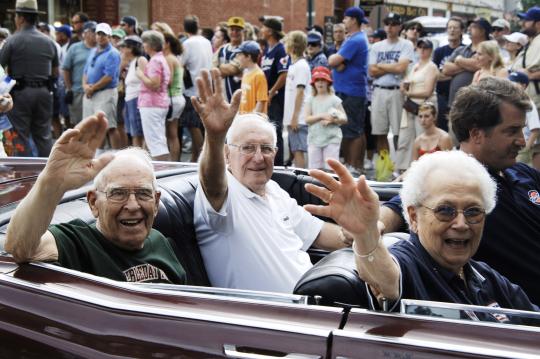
[2,3,539,179]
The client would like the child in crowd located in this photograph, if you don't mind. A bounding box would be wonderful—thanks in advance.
[508,71,540,169]
[284,31,310,168]
[305,66,347,170]
[412,102,452,161]
[235,40,268,114]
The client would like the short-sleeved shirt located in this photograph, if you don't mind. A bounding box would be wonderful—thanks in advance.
[432,43,462,98]
[49,219,186,284]
[307,94,343,146]
[261,42,289,105]
[447,44,476,106]
[383,162,540,305]
[239,66,268,113]
[138,51,170,108]
[362,233,539,323]
[194,171,324,293]
[216,43,242,101]
[0,25,58,81]
[182,35,213,97]
[514,34,540,105]
[308,51,329,71]
[83,43,120,89]
[283,58,311,126]
[62,41,93,93]
[369,38,414,87]
[524,100,540,141]
[332,31,369,97]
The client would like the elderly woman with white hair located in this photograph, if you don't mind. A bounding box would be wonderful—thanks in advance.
[137,30,171,160]
[305,151,539,320]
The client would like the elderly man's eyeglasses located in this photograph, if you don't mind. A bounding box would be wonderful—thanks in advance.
[98,188,155,203]
[421,204,486,224]
[229,143,277,156]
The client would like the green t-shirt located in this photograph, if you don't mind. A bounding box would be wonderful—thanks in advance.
[49,219,186,284]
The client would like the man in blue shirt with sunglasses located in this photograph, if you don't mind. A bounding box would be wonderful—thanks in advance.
[381,77,540,305]
[82,22,122,150]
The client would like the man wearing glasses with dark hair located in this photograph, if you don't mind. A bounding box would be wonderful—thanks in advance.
[193,69,348,293]
[70,11,89,45]
[5,112,186,284]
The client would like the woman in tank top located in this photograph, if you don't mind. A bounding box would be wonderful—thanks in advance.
[395,38,439,173]
[413,102,452,161]
[163,32,185,161]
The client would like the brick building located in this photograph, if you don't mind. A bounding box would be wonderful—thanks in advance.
[0,0,348,34]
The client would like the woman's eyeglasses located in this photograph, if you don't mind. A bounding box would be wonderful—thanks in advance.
[421,204,486,224]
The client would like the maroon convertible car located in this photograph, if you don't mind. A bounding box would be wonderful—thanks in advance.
[0,158,539,358]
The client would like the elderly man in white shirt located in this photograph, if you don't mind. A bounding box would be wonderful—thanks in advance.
[193,69,349,293]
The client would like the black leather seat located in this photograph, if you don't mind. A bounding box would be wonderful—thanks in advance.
[294,232,409,307]
[155,174,210,286]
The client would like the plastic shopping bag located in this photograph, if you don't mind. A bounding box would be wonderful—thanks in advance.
[375,149,394,182]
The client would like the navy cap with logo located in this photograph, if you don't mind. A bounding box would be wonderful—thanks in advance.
[518,6,540,22]
[232,40,261,55]
[83,21,97,32]
[121,16,138,28]
[344,6,369,24]
[508,71,530,86]
[55,24,72,38]
[472,18,492,38]
[369,28,387,40]
[384,13,402,25]
[307,31,322,45]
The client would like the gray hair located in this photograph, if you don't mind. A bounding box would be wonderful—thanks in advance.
[141,30,164,52]
[226,113,277,146]
[93,147,157,190]
[400,151,497,226]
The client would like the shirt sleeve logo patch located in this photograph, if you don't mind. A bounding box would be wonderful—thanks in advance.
[528,190,540,205]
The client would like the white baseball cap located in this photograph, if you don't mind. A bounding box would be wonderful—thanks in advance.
[95,23,112,36]
[492,18,510,30]
[503,32,529,46]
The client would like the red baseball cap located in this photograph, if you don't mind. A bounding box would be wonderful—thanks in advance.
[311,66,332,85]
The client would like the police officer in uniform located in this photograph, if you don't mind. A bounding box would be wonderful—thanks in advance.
[0,0,58,156]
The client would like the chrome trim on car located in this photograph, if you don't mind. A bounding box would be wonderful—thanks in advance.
[0,263,337,337]
[349,307,540,333]
[401,299,540,321]
[223,344,322,359]
[332,329,539,359]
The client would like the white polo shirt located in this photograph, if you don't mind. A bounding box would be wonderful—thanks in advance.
[194,171,324,293]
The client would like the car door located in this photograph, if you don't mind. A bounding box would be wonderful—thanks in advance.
[329,308,540,359]
[0,260,344,358]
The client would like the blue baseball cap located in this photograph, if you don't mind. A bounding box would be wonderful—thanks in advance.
[518,6,540,22]
[232,40,261,55]
[83,21,97,32]
[369,28,387,40]
[55,24,72,38]
[508,71,530,86]
[344,6,369,24]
